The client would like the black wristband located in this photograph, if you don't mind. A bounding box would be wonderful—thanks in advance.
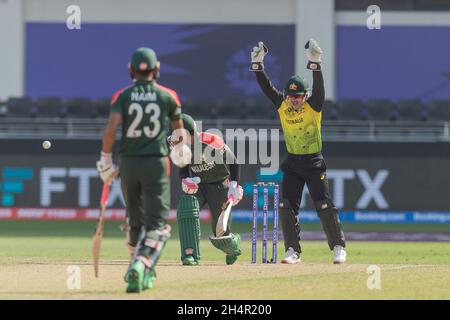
[307,61,321,71]
[250,62,264,71]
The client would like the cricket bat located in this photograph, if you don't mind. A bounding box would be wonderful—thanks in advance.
[216,195,234,237]
[92,183,110,278]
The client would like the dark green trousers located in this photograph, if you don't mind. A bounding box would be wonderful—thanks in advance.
[120,156,170,233]
[195,180,230,236]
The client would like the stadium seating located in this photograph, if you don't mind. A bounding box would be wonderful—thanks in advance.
[337,99,367,120]
[185,99,277,120]
[0,100,7,117]
[427,100,450,121]
[396,99,427,121]
[94,98,111,118]
[216,101,238,119]
[239,98,276,120]
[322,100,338,121]
[35,97,65,118]
[245,103,276,120]
[6,97,36,118]
[366,99,397,121]
[2,96,450,122]
[66,98,96,118]
[184,101,218,119]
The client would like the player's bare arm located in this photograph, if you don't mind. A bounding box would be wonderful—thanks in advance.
[170,118,185,141]
[102,112,122,153]
[96,112,121,186]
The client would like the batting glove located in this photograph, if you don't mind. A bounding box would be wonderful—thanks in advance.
[250,41,268,71]
[227,181,243,206]
[96,151,118,185]
[182,177,201,194]
[305,38,322,71]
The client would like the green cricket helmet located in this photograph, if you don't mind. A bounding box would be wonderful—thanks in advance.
[284,75,310,97]
[167,114,197,148]
[130,47,159,71]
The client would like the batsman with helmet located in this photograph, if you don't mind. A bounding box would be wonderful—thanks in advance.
[97,47,190,292]
[169,114,244,266]
[250,39,347,264]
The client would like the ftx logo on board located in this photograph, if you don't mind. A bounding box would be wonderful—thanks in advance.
[0,168,33,206]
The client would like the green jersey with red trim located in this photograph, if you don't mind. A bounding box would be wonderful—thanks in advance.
[110,80,181,156]
[187,132,237,183]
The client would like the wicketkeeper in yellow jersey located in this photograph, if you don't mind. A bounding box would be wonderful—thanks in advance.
[250,39,346,264]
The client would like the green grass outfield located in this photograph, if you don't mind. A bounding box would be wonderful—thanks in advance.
[0,221,449,299]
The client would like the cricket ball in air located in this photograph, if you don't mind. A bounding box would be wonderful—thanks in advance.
[42,140,52,149]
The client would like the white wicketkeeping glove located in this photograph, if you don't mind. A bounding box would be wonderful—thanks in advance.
[250,41,268,71]
[305,38,323,71]
[181,177,201,194]
[170,143,192,168]
[227,181,243,206]
[96,151,118,185]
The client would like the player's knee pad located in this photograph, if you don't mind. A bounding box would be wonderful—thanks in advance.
[279,198,300,217]
[314,199,337,214]
[314,199,345,250]
[177,195,201,261]
[209,233,241,256]
[279,198,294,211]
[144,225,171,246]
[137,224,172,268]
[279,199,300,229]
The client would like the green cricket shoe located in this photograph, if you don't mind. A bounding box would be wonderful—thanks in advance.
[182,255,199,266]
[142,269,156,290]
[125,261,145,293]
[226,254,239,265]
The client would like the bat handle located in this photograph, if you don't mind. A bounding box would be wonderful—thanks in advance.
[100,183,110,207]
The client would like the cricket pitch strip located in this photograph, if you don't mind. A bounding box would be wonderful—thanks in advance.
[1,260,449,299]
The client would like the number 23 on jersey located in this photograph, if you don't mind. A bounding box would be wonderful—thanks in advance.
[126,102,161,138]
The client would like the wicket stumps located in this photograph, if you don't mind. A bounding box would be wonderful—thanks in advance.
[252,182,279,264]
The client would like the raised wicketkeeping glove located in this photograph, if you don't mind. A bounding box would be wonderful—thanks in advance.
[305,38,322,71]
[170,143,192,168]
[181,177,201,194]
[96,151,118,185]
[250,41,268,71]
[227,181,243,206]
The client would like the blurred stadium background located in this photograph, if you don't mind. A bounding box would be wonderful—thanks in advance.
[1,0,450,233]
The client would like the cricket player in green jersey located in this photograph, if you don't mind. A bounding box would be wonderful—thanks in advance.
[96,47,190,293]
[168,114,244,266]
[250,39,347,264]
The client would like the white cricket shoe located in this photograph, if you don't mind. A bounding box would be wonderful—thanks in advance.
[281,247,301,264]
[333,245,347,264]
